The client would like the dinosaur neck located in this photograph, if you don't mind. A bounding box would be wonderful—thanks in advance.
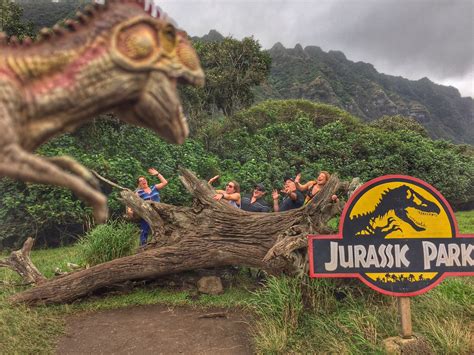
[350,199,393,224]
[351,213,372,225]
[371,201,393,219]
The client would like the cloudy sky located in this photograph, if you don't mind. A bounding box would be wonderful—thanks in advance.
[157,0,473,98]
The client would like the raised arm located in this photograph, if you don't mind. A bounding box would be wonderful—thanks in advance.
[272,189,280,212]
[148,168,168,189]
[287,190,298,201]
[208,175,220,185]
[213,191,241,203]
[295,180,314,191]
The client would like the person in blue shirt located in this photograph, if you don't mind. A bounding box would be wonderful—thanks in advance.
[135,168,168,246]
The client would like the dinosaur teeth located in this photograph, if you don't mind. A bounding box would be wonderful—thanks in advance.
[52,24,67,36]
[9,36,20,46]
[64,19,80,31]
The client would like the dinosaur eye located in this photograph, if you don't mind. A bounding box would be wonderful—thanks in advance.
[413,195,422,206]
[161,24,176,53]
[164,24,176,42]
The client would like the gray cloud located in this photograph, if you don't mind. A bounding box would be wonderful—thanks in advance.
[160,0,474,97]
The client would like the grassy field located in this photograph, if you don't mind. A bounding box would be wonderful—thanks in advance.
[1,211,473,354]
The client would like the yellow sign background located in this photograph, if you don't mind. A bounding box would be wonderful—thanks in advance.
[349,182,453,239]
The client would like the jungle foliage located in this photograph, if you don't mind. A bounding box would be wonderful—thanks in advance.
[259,42,474,145]
[77,220,139,266]
[1,101,472,248]
[16,0,88,31]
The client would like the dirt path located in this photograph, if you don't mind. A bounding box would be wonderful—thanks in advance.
[56,304,253,355]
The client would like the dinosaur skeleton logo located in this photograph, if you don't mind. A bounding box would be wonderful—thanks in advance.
[308,175,473,296]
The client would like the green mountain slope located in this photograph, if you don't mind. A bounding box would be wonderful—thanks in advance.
[256,42,473,144]
[17,0,89,30]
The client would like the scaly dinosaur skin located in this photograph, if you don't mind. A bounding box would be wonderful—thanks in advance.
[0,0,204,223]
[345,185,441,238]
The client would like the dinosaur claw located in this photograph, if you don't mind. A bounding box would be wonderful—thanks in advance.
[93,196,108,224]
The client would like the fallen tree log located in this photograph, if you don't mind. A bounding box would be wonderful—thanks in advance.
[10,169,349,306]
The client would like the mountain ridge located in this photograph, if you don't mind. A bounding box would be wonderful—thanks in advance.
[255,41,473,144]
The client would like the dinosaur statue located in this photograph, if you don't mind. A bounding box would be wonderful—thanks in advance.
[0,0,204,223]
[345,184,440,238]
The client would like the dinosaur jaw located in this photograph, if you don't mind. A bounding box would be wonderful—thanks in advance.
[405,207,440,232]
[133,71,189,144]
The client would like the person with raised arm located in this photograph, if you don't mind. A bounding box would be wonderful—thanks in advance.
[208,175,241,208]
[295,171,338,205]
[135,168,168,246]
[272,176,305,212]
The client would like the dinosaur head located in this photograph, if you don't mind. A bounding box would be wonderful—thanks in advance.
[395,185,441,231]
[109,3,204,143]
[2,1,203,145]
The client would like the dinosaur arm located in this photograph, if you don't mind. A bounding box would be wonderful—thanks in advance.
[0,145,107,223]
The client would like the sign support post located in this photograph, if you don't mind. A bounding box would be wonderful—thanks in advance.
[398,297,412,338]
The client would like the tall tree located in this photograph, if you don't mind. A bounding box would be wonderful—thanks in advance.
[181,36,272,119]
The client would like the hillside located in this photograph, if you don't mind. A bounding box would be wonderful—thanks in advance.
[256,42,473,144]
[17,0,89,30]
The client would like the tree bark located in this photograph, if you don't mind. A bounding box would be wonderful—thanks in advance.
[10,168,347,305]
[0,237,46,285]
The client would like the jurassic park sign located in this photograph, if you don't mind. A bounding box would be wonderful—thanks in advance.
[308,175,473,296]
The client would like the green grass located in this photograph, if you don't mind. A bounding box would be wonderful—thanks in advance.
[0,210,473,354]
[456,210,474,234]
[248,276,473,354]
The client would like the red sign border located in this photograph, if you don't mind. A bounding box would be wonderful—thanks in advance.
[308,174,474,297]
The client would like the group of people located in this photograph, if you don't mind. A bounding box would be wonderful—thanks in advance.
[131,168,338,246]
[207,171,338,212]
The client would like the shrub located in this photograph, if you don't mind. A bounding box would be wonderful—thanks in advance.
[77,220,139,266]
[370,114,429,137]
